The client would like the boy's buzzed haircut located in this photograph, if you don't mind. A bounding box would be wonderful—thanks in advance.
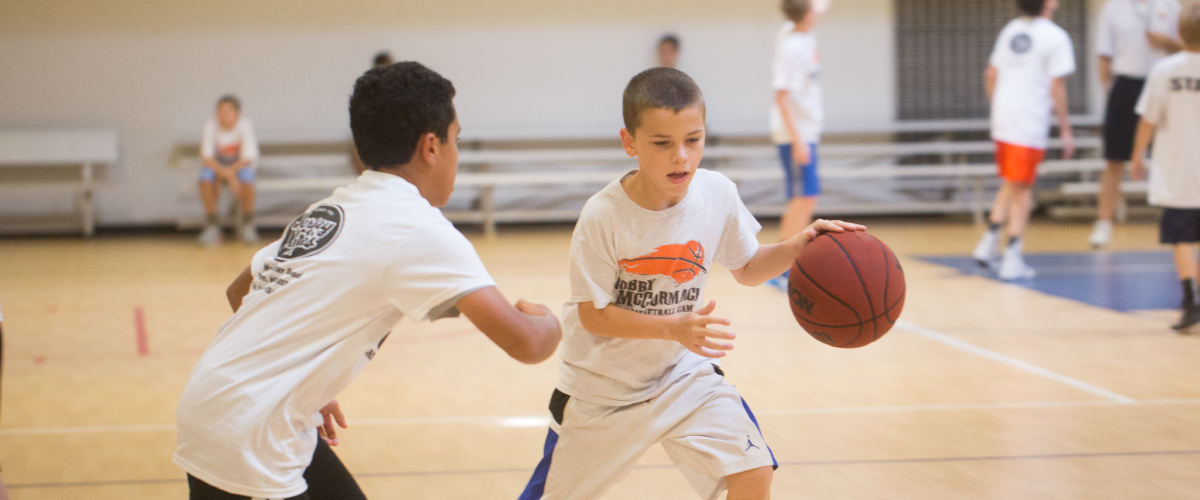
[781,0,811,23]
[217,94,241,111]
[622,67,706,133]
[1017,0,1046,17]
[659,34,680,49]
[350,61,456,169]
[1180,3,1200,47]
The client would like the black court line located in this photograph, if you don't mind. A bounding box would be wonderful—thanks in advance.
[12,450,1200,489]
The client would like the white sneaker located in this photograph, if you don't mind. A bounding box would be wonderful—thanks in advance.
[198,225,222,247]
[973,230,1000,268]
[240,223,258,245]
[1089,220,1113,248]
[998,245,1036,280]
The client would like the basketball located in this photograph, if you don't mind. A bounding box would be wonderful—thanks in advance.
[787,231,905,348]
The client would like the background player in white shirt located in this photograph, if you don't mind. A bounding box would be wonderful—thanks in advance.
[1130,4,1200,332]
[1091,0,1182,247]
[770,0,825,260]
[516,67,862,500]
[174,62,563,500]
[198,95,261,247]
[973,0,1076,280]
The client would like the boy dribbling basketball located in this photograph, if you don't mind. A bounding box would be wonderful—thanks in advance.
[517,67,862,500]
[1130,4,1200,332]
[174,62,562,500]
[973,0,1077,280]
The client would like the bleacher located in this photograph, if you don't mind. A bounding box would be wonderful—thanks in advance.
[170,117,1126,237]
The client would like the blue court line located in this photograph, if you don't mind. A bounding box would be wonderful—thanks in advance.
[919,251,1182,312]
[12,450,1200,489]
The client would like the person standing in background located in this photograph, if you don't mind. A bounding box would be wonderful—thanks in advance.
[198,95,260,247]
[1090,0,1181,247]
[767,0,824,290]
[973,0,1076,280]
[657,34,680,68]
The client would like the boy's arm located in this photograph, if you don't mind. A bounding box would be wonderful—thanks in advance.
[729,219,865,287]
[984,64,998,102]
[457,286,562,364]
[1146,32,1182,54]
[227,266,253,312]
[1129,119,1156,181]
[1050,77,1075,159]
[577,300,734,358]
[1098,56,1113,90]
[775,90,809,166]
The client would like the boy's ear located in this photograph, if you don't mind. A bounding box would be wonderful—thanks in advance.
[619,128,638,158]
[416,132,439,165]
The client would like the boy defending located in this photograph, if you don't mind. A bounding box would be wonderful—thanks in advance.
[1130,4,1200,332]
[517,68,862,500]
[174,62,562,499]
[771,0,824,249]
[973,0,1077,280]
[198,95,260,247]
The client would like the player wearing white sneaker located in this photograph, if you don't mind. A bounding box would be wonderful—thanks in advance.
[973,0,1076,280]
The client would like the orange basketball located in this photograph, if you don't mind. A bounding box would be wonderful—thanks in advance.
[787,231,905,348]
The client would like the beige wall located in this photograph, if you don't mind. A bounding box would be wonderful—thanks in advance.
[0,0,887,224]
[0,0,779,34]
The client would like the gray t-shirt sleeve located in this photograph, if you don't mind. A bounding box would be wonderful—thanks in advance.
[568,217,621,309]
[713,175,763,270]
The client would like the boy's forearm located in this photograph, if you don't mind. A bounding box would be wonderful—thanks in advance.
[984,65,998,101]
[1098,56,1113,89]
[577,302,672,340]
[732,239,804,286]
[775,91,804,145]
[1131,119,1156,161]
[227,267,253,312]
[232,159,253,170]
[1051,78,1071,130]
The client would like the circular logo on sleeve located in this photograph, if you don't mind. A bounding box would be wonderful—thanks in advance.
[1010,33,1033,54]
[277,205,344,260]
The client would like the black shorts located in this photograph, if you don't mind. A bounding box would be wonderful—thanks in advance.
[1103,75,1147,162]
[1160,208,1200,244]
[187,439,366,500]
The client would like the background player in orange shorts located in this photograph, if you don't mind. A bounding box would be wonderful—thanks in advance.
[973,0,1077,280]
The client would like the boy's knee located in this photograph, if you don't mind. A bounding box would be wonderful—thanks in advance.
[725,466,773,500]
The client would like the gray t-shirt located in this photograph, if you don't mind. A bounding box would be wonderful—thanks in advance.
[557,169,762,406]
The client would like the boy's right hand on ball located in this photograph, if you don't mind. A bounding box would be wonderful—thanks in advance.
[669,300,735,358]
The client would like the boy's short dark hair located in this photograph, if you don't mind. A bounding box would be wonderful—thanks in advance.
[349,61,456,170]
[1017,0,1046,17]
[1180,3,1200,47]
[217,94,241,111]
[622,67,706,133]
[781,0,811,23]
[659,34,680,50]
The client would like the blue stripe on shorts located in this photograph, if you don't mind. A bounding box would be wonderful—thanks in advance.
[518,428,559,499]
[777,143,820,198]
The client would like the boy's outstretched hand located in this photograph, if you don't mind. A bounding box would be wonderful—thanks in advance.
[318,400,347,446]
[669,300,735,358]
[797,219,867,246]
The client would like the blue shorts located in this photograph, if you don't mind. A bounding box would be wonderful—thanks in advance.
[777,143,820,198]
[199,166,255,183]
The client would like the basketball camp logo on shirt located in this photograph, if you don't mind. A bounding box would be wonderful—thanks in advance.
[613,241,706,315]
[1011,33,1033,54]
[277,204,344,260]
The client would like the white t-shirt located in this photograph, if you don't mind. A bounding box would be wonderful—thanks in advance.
[1097,0,1181,78]
[201,118,260,166]
[174,170,496,498]
[990,17,1077,149]
[557,169,761,406]
[770,25,824,145]
[1135,52,1200,208]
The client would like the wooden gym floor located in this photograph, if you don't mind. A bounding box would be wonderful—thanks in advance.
[1,217,1197,499]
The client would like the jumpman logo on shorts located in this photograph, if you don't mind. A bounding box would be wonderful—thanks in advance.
[745,435,760,451]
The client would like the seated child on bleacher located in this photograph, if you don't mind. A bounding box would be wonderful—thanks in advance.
[198,94,259,247]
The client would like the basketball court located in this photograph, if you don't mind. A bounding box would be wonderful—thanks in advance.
[2,218,1198,499]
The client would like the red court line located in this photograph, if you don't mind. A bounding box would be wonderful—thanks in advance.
[134,306,149,356]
